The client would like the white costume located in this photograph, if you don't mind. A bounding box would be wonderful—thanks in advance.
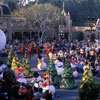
[55,60,64,76]
[37,57,47,70]
[71,63,78,78]
[16,73,27,84]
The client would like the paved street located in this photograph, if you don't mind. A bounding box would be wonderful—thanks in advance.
[2,54,100,100]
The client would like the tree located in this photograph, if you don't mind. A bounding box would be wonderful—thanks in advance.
[13,3,64,42]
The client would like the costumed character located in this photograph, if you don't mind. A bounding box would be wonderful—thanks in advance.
[35,43,40,56]
[41,81,55,95]
[57,50,64,58]
[37,55,47,71]
[55,58,64,76]
[46,53,59,85]
[40,73,55,95]
[60,62,76,89]
[21,43,25,55]
[70,58,78,78]
[80,64,93,88]
[51,42,55,54]
[45,43,50,59]
[15,67,27,84]
[28,44,32,59]
[11,52,21,71]
[21,54,32,77]
[7,47,14,65]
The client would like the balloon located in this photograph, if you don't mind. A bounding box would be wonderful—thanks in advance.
[0,30,6,51]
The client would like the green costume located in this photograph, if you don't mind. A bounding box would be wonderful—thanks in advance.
[60,62,76,89]
[21,54,32,77]
[7,47,14,65]
[46,59,59,85]
[80,64,93,88]
[11,52,21,71]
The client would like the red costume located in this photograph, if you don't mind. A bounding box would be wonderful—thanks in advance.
[21,43,25,55]
[28,44,33,59]
[35,43,40,56]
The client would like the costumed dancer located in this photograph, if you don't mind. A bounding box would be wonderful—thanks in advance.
[37,55,47,71]
[28,44,32,59]
[46,53,59,85]
[45,43,50,59]
[80,64,93,88]
[21,43,25,55]
[60,62,76,89]
[70,58,78,78]
[35,43,40,56]
[51,42,55,54]
[11,52,21,71]
[41,73,55,95]
[54,58,64,76]
[21,54,32,77]
[15,67,27,84]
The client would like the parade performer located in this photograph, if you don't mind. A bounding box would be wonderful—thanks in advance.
[21,54,32,77]
[15,67,27,84]
[80,64,93,88]
[54,58,64,76]
[11,52,21,71]
[51,42,55,54]
[21,43,25,55]
[7,47,14,65]
[28,44,32,59]
[45,43,50,59]
[70,59,78,78]
[37,55,47,71]
[46,54,59,85]
[35,43,40,56]
[60,62,76,89]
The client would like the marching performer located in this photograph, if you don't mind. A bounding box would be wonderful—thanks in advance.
[55,58,64,76]
[28,44,33,59]
[37,55,47,71]
[51,42,55,54]
[21,43,25,55]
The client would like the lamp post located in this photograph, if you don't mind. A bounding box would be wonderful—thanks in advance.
[85,16,96,42]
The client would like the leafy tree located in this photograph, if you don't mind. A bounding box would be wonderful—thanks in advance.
[13,3,64,42]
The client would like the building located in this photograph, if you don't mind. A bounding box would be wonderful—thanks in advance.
[59,2,100,42]
[0,3,12,40]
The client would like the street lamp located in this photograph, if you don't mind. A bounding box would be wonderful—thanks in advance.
[85,16,96,42]
[59,31,65,40]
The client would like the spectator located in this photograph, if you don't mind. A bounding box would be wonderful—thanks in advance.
[3,64,16,100]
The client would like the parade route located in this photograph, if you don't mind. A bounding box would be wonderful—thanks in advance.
[3,54,100,100]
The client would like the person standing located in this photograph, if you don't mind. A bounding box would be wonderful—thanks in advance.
[3,65,16,100]
[21,43,25,55]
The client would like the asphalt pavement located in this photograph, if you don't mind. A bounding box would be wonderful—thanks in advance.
[2,54,100,100]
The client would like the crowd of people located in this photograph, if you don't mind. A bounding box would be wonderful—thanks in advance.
[0,39,100,100]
